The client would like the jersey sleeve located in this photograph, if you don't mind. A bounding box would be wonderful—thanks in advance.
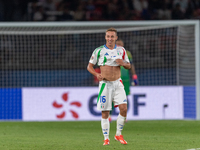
[89,49,98,65]
[122,48,130,63]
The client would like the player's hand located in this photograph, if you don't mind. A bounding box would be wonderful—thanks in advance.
[97,74,103,81]
[115,59,124,66]
[132,74,138,86]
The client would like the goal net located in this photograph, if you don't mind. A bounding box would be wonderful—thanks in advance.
[0,21,197,87]
[0,21,199,120]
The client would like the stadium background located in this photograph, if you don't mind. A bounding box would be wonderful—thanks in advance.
[0,0,199,121]
[0,0,200,22]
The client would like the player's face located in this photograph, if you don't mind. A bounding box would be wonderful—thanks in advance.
[105,31,118,48]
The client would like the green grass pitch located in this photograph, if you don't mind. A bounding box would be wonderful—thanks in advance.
[0,120,200,150]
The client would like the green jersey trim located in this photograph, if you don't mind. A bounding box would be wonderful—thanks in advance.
[103,56,107,66]
[94,45,104,66]
[97,83,106,104]
[94,45,104,54]
[97,50,101,66]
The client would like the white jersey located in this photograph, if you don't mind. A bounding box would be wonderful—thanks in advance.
[89,44,130,66]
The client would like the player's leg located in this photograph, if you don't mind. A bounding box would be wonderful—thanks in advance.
[115,104,127,144]
[108,102,114,122]
[117,104,127,135]
[101,111,110,145]
[97,81,112,145]
[122,80,130,122]
[113,79,128,144]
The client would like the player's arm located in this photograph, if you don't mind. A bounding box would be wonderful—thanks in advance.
[115,48,131,69]
[131,64,138,85]
[116,59,131,69]
[131,63,136,75]
[126,50,138,85]
[131,63,138,80]
[123,62,131,69]
[87,63,103,81]
[129,56,138,85]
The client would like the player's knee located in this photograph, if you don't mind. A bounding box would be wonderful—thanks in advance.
[119,105,127,115]
[122,107,127,114]
[102,111,110,119]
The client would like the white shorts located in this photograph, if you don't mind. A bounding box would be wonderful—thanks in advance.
[97,78,127,111]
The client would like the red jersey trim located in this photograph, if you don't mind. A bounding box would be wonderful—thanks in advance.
[122,48,125,60]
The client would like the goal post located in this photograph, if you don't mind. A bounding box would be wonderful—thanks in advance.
[195,21,200,120]
[0,20,199,120]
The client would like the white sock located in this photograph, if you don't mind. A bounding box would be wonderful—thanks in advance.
[101,118,110,140]
[116,114,126,136]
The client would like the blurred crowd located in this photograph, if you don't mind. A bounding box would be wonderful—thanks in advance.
[0,0,200,21]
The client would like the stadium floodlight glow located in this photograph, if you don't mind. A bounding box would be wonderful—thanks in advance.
[0,20,199,120]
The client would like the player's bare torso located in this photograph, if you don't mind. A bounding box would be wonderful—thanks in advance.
[100,65,121,81]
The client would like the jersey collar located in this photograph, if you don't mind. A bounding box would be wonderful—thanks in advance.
[104,44,117,49]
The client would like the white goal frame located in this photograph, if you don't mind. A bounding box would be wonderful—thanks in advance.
[0,20,199,120]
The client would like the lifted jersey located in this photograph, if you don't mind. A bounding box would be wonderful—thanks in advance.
[89,44,130,66]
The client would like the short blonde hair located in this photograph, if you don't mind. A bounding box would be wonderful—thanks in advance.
[106,27,117,35]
